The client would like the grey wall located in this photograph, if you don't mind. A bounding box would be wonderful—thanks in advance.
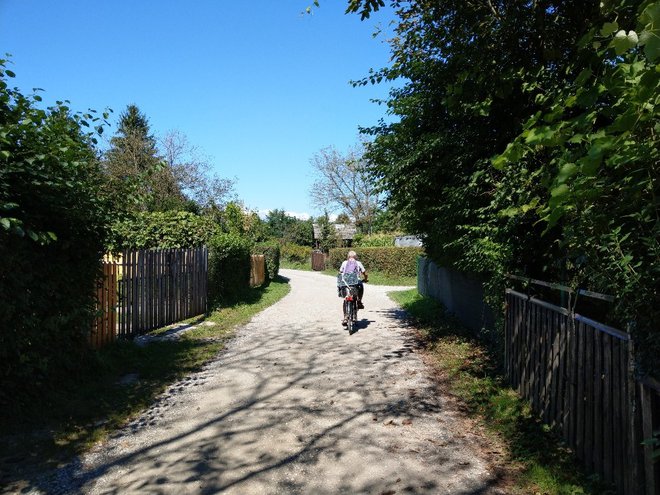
[417,257,495,334]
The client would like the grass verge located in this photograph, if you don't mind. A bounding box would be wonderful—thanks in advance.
[0,276,291,488]
[388,288,615,495]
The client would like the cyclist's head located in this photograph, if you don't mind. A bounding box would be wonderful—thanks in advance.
[348,250,357,259]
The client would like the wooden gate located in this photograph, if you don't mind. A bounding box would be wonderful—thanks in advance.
[250,255,266,287]
[311,251,325,271]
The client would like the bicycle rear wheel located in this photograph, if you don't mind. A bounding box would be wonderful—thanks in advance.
[345,299,354,333]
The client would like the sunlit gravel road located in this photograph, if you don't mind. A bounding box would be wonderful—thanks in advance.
[28,268,504,494]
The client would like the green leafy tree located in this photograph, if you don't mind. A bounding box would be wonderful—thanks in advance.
[217,201,267,242]
[315,213,340,252]
[104,104,184,212]
[352,0,659,372]
[491,0,660,372]
[266,208,297,238]
[284,218,314,246]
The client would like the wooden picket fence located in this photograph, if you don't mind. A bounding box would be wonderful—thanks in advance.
[505,288,659,494]
[91,247,208,345]
[91,260,119,348]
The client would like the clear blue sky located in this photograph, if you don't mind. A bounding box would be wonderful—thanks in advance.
[0,1,397,219]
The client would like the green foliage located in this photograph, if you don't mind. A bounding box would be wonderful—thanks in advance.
[353,232,395,247]
[328,247,422,277]
[265,208,296,238]
[253,241,281,281]
[357,0,660,373]
[207,233,253,306]
[108,210,219,250]
[0,60,110,414]
[217,201,268,242]
[280,242,313,264]
[490,0,660,373]
[315,213,340,252]
[103,104,185,213]
[284,218,314,246]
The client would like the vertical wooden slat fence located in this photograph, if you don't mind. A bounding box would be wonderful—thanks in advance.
[505,288,659,495]
[91,260,119,349]
[117,247,208,337]
[93,247,208,343]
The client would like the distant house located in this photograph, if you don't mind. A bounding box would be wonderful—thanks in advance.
[312,223,357,249]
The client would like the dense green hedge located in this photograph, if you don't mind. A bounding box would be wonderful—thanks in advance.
[253,241,280,282]
[207,233,252,306]
[0,66,110,417]
[108,210,219,250]
[328,247,423,277]
[281,243,312,264]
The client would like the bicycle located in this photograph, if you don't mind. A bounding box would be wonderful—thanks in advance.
[338,272,361,333]
[343,284,359,333]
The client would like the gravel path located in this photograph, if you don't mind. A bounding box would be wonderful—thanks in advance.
[29,269,503,494]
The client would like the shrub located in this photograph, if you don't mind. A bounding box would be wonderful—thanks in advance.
[281,243,312,264]
[353,233,396,247]
[207,233,253,306]
[328,247,423,277]
[108,210,219,250]
[253,241,280,281]
[0,63,110,417]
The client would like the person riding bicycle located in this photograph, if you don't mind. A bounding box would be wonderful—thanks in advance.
[339,250,368,325]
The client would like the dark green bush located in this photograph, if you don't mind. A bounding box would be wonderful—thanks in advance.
[0,63,110,417]
[108,210,219,250]
[207,233,252,306]
[253,241,280,281]
[328,247,423,277]
[281,243,312,264]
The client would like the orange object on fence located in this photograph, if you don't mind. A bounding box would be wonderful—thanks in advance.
[250,255,266,287]
[91,261,119,349]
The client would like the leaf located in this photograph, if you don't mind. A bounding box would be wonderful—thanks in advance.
[639,28,660,61]
[0,218,10,230]
[551,184,569,198]
[524,125,557,145]
[557,163,578,183]
[575,68,593,86]
[500,206,520,217]
[640,2,660,26]
[601,21,619,37]
[612,30,638,55]
[5,69,15,77]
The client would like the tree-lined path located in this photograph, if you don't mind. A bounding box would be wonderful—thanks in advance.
[57,269,502,494]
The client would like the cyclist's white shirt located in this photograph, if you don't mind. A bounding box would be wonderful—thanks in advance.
[339,259,365,274]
